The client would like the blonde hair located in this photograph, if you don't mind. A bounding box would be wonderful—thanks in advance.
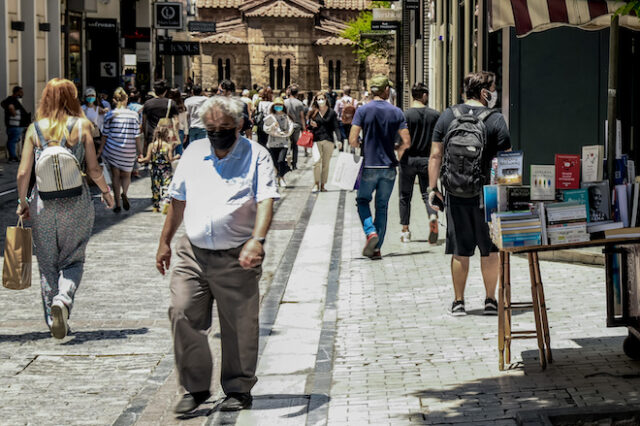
[113,87,128,109]
[36,78,84,143]
[152,120,174,149]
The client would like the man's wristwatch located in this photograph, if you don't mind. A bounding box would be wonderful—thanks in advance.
[252,236,266,244]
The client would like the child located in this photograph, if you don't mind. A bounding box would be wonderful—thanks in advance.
[138,122,180,213]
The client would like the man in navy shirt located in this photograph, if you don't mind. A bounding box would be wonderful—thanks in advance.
[349,75,410,259]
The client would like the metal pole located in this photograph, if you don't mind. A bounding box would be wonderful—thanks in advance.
[607,15,619,192]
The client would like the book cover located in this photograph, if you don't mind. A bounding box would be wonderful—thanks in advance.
[497,151,524,185]
[562,189,590,222]
[507,186,531,211]
[483,185,498,223]
[555,154,580,190]
[581,145,604,183]
[581,181,611,222]
[603,155,628,185]
[530,165,555,201]
[615,184,630,228]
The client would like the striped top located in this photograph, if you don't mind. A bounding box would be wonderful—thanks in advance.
[491,0,640,37]
[102,108,140,172]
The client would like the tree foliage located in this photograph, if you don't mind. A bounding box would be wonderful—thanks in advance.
[341,1,392,63]
[615,0,640,19]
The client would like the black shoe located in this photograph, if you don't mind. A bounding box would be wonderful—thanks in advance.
[113,206,122,213]
[174,391,211,414]
[121,194,130,211]
[484,297,498,315]
[371,249,382,260]
[219,392,253,412]
[450,300,466,316]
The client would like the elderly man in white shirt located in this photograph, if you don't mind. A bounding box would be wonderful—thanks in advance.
[156,95,279,414]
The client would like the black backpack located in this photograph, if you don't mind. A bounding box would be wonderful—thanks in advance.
[441,106,495,198]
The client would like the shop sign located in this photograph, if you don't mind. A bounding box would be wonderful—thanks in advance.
[158,41,200,56]
[100,62,117,78]
[86,18,117,32]
[404,0,420,10]
[372,8,402,22]
[188,21,216,33]
[123,27,151,42]
[155,2,183,30]
[371,21,400,31]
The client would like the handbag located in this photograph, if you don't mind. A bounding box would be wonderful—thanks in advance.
[297,130,314,148]
[2,218,32,290]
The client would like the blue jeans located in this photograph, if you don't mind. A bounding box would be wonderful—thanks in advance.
[7,126,24,159]
[175,129,185,156]
[188,128,207,149]
[356,167,397,249]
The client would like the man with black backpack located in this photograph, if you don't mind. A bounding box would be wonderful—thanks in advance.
[400,82,440,245]
[427,71,511,316]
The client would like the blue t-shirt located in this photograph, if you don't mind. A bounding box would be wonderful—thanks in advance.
[352,100,407,168]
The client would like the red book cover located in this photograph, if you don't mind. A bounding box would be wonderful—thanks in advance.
[555,154,581,189]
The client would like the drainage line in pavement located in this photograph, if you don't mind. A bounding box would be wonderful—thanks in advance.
[306,190,346,426]
[208,190,318,425]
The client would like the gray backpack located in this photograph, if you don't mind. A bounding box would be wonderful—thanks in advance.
[441,106,495,198]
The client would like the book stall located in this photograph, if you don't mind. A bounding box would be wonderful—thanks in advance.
[486,147,640,370]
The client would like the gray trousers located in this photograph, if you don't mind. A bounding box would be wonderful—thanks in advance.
[169,235,261,395]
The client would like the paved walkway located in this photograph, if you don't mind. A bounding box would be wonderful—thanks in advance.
[0,147,638,425]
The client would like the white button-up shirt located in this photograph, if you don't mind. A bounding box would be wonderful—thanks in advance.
[168,136,280,250]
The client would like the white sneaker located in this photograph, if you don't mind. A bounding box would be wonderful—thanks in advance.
[400,231,411,243]
[279,177,288,188]
[50,302,68,339]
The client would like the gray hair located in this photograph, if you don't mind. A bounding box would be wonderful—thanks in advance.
[199,95,244,126]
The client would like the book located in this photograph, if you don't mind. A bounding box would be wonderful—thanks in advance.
[483,185,498,222]
[581,145,604,183]
[629,160,636,184]
[587,221,624,233]
[581,181,611,222]
[530,165,555,201]
[631,184,640,227]
[506,186,531,211]
[604,155,628,185]
[555,154,580,190]
[615,184,630,228]
[562,189,590,222]
[604,226,640,238]
[535,202,549,245]
[497,151,524,185]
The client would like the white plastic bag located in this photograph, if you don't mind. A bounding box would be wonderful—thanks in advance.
[312,143,321,164]
[102,162,112,185]
[330,152,363,190]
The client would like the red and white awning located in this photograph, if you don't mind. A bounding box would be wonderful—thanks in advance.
[490,0,640,37]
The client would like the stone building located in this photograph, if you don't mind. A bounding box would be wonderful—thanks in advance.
[194,0,391,94]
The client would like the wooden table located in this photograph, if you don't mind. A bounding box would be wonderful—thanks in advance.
[498,237,640,371]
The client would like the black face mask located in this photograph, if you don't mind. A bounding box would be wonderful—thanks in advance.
[208,128,237,150]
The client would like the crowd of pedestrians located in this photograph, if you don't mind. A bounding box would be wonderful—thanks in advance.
[5,69,511,415]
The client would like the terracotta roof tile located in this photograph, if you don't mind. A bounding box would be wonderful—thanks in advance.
[323,0,371,10]
[244,1,315,18]
[314,36,354,46]
[199,32,247,44]
[316,17,349,35]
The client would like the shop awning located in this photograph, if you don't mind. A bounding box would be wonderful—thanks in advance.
[490,0,640,37]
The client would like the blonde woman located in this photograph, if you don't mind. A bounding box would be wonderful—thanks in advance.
[99,87,141,212]
[16,78,115,339]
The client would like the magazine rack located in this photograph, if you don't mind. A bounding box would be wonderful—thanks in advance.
[498,237,640,371]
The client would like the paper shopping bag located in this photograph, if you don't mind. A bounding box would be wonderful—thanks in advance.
[297,130,314,148]
[2,218,32,290]
[331,152,363,191]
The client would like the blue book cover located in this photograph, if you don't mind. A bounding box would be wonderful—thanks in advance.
[483,185,498,222]
[562,189,590,222]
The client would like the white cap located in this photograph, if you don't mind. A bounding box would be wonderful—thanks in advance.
[242,89,250,96]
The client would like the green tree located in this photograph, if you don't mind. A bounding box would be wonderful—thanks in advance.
[341,1,392,89]
[615,1,640,19]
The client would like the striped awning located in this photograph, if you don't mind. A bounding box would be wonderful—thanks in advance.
[490,0,640,37]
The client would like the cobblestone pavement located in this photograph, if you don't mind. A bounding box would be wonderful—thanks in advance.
[1,148,639,425]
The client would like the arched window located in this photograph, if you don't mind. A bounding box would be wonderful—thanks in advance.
[328,59,341,90]
[217,58,232,83]
[328,60,334,90]
[269,57,292,90]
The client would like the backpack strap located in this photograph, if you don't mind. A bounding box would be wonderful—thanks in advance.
[476,108,496,122]
[33,122,47,148]
[60,117,79,147]
[165,99,172,119]
[451,105,463,119]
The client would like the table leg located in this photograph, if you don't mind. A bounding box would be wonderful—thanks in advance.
[527,252,547,370]
[498,251,506,371]
[505,252,512,364]
[533,252,552,363]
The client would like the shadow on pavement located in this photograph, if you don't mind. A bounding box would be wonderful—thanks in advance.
[62,327,149,345]
[202,394,330,422]
[403,335,639,424]
[0,331,51,343]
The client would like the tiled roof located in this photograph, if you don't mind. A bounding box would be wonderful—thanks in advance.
[199,32,247,44]
[323,0,371,10]
[197,0,244,8]
[216,17,244,31]
[316,17,349,35]
[314,36,354,46]
[243,1,315,18]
